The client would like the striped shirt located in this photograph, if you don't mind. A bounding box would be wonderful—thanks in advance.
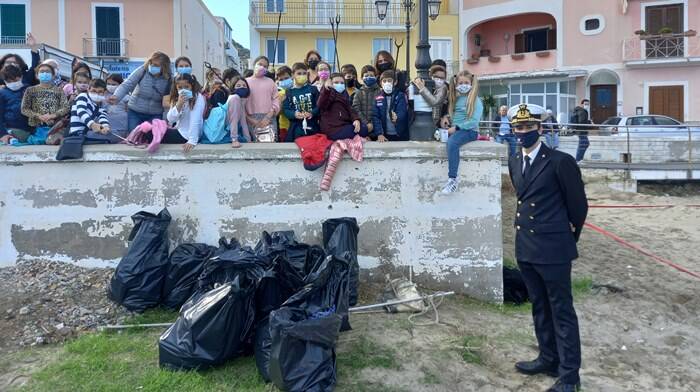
[69,93,109,135]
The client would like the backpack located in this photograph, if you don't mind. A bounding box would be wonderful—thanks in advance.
[295,134,333,171]
[203,102,229,143]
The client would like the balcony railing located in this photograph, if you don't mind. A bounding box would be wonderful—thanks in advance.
[250,1,411,27]
[0,36,26,46]
[82,38,129,58]
[623,34,700,62]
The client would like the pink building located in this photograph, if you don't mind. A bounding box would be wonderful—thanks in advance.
[0,0,234,79]
[459,0,699,123]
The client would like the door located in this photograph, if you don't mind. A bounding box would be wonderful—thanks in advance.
[590,85,617,124]
[95,6,121,56]
[429,38,453,75]
[649,85,684,122]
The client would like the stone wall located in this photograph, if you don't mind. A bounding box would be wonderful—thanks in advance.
[0,142,505,302]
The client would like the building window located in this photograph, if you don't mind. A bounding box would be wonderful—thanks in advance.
[644,3,684,58]
[0,3,26,45]
[372,38,392,57]
[316,38,336,66]
[514,27,556,53]
[265,38,286,64]
[500,80,577,122]
[94,6,122,56]
[580,15,605,36]
[265,0,284,13]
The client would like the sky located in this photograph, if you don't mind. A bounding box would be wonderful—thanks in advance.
[203,0,251,48]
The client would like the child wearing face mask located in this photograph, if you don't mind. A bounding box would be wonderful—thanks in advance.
[372,70,409,142]
[103,74,129,138]
[352,65,380,137]
[440,70,483,194]
[65,72,91,103]
[20,64,69,144]
[341,64,359,99]
[0,64,30,145]
[318,72,367,141]
[275,66,293,142]
[305,50,322,85]
[312,61,331,92]
[226,76,251,147]
[174,56,193,76]
[283,62,320,142]
[69,78,111,139]
[413,65,448,127]
[166,73,206,152]
[245,55,280,141]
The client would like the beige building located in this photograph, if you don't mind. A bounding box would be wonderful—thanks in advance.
[0,0,234,79]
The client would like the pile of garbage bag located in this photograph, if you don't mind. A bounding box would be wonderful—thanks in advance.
[107,209,360,391]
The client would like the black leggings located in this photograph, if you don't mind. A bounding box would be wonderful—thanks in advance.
[144,129,188,144]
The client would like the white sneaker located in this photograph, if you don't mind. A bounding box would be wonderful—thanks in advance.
[440,178,458,194]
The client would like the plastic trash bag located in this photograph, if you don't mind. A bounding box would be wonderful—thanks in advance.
[503,266,529,305]
[195,246,266,296]
[323,218,360,306]
[108,208,171,312]
[268,307,343,392]
[158,276,257,370]
[161,243,216,310]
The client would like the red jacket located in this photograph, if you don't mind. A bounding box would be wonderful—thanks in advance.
[318,86,360,136]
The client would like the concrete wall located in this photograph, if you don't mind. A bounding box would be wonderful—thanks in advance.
[0,142,505,302]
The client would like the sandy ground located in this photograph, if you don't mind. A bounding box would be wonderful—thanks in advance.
[2,175,700,392]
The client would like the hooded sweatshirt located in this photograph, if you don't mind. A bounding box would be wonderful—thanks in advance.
[318,86,360,137]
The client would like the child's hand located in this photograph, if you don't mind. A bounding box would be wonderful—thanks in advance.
[440,116,451,129]
[448,126,456,135]
[90,123,102,132]
[0,135,14,144]
[176,94,187,108]
[304,112,313,119]
[26,33,37,50]
[295,111,305,120]
[377,135,388,143]
[182,143,195,153]
[367,123,374,132]
[391,111,398,123]
[353,120,361,133]
[38,114,51,123]
[413,77,425,91]
[101,125,111,134]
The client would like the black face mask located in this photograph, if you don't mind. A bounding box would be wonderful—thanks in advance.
[308,59,319,70]
[345,78,356,88]
[377,62,393,73]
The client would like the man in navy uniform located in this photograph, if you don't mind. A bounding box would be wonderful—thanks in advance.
[507,103,588,392]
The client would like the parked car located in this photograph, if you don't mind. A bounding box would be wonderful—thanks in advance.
[600,115,700,137]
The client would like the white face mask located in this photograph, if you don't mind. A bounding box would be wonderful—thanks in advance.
[456,83,471,95]
[106,85,118,93]
[382,82,393,94]
[89,93,105,103]
[432,78,445,88]
[583,104,590,111]
[5,81,23,91]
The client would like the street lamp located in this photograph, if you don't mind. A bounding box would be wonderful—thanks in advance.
[428,0,441,20]
[374,0,389,21]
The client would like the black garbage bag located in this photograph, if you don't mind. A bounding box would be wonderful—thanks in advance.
[503,266,529,305]
[108,208,171,312]
[323,218,360,306]
[268,307,343,392]
[158,276,257,370]
[161,243,217,310]
[215,237,241,255]
[254,316,274,382]
[195,246,266,296]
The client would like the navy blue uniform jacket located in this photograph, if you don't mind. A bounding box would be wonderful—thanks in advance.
[508,143,588,264]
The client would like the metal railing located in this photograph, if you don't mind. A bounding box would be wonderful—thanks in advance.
[478,121,699,174]
[623,34,700,61]
[82,38,129,58]
[249,1,410,26]
[0,36,26,45]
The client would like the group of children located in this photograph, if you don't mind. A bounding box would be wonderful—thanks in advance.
[0,41,484,194]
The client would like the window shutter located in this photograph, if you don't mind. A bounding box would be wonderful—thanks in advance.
[547,29,556,50]
[514,33,525,54]
[646,7,664,34]
[665,5,682,33]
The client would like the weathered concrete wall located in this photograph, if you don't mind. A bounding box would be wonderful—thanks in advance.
[1,142,505,302]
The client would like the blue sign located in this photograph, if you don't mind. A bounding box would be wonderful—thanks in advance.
[102,61,144,78]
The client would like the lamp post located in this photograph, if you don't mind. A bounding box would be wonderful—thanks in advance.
[375,0,414,78]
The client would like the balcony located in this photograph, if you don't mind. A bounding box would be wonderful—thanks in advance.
[464,50,557,77]
[82,38,129,59]
[623,34,700,68]
[249,1,411,31]
[0,36,26,47]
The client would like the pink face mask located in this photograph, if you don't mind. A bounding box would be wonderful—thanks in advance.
[254,64,267,77]
[76,83,89,92]
[318,70,330,80]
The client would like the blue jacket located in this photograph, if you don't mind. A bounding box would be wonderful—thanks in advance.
[283,83,320,141]
[0,84,30,136]
[372,90,409,140]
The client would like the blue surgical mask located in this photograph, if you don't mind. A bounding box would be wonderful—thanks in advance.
[363,76,377,87]
[38,72,53,83]
[516,130,541,149]
[233,88,249,98]
[178,89,193,99]
[333,83,346,93]
[176,66,192,75]
[278,78,293,90]
[148,65,161,75]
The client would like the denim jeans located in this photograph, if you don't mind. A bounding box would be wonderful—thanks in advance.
[575,135,590,162]
[127,109,162,133]
[496,133,517,157]
[447,129,478,179]
[545,132,560,150]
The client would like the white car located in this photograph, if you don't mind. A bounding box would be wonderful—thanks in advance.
[601,115,700,137]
